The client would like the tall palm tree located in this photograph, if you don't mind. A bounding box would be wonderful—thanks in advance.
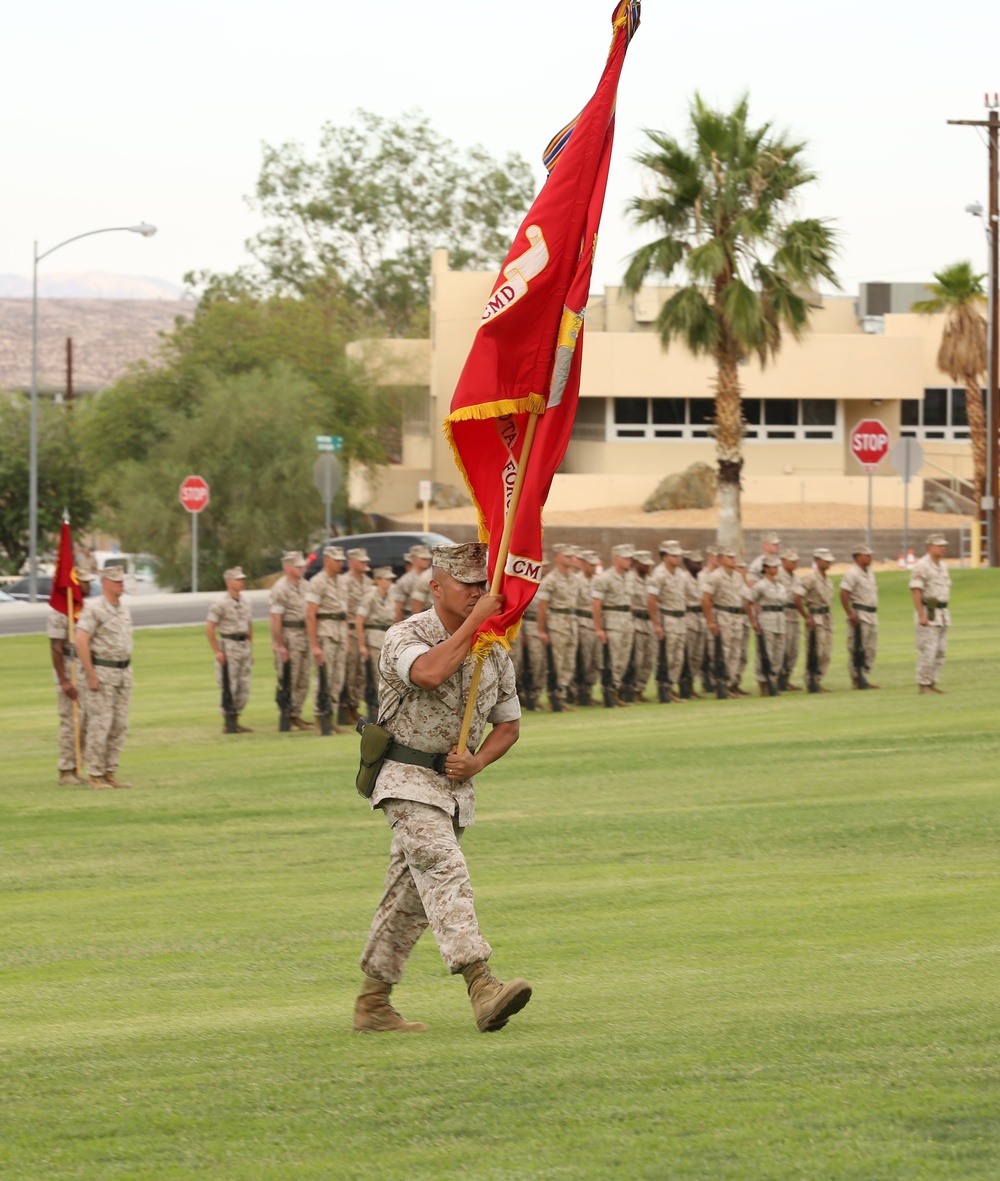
[912,261,988,507]
[625,95,838,552]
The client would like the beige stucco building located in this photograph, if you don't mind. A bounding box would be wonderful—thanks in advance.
[349,251,974,516]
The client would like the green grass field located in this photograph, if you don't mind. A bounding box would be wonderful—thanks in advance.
[2,569,999,1180]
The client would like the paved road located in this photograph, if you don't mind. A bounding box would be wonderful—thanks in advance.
[0,591,273,638]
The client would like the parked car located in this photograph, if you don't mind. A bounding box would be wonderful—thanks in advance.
[6,576,102,602]
[304,531,456,580]
[0,588,15,603]
[96,552,162,594]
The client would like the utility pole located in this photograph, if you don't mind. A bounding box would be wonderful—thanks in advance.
[949,98,999,566]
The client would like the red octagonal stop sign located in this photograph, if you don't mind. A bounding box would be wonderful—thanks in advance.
[179,475,210,513]
[850,419,890,471]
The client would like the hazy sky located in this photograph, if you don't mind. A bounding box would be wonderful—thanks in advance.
[4,0,1000,297]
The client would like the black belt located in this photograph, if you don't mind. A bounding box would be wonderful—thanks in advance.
[851,603,876,613]
[220,632,248,641]
[316,612,346,621]
[576,610,592,618]
[282,620,306,628]
[716,605,743,614]
[660,609,685,618]
[63,643,76,658]
[809,607,830,615]
[761,606,784,613]
[686,606,701,614]
[927,600,948,608]
[603,604,631,612]
[549,607,576,615]
[93,657,130,668]
[385,740,448,776]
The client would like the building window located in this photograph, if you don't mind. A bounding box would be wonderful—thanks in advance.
[900,387,976,441]
[607,397,840,441]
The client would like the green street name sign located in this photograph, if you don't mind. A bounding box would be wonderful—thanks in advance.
[316,435,343,452]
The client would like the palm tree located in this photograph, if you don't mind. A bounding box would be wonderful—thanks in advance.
[912,262,988,507]
[625,94,838,552]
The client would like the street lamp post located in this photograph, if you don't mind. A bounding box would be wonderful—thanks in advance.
[966,201,996,566]
[28,223,157,601]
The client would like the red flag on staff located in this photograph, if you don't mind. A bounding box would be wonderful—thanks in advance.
[444,1,640,656]
[48,518,83,619]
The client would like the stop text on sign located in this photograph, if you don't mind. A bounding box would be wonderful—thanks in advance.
[179,475,210,513]
[849,418,890,471]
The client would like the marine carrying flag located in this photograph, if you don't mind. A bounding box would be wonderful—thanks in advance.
[444,1,640,655]
[48,518,82,619]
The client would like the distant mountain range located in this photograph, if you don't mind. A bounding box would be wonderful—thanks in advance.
[0,272,187,300]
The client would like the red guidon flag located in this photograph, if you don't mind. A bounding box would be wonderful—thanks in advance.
[48,518,83,619]
[445,0,640,656]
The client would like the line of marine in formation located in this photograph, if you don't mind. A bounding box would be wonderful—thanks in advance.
[46,533,954,787]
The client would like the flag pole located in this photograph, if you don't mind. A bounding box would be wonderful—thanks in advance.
[456,410,540,754]
[67,584,82,776]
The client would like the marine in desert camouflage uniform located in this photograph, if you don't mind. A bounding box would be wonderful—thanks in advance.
[747,531,781,584]
[392,545,431,623]
[269,550,312,730]
[794,547,835,691]
[48,568,92,785]
[206,566,254,732]
[734,558,751,690]
[592,543,636,706]
[535,543,580,710]
[339,548,373,722]
[682,550,706,698]
[647,540,688,702]
[76,565,134,789]
[628,550,656,700]
[356,566,397,713]
[839,544,880,689]
[574,550,602,705]
[702,551,748,695]
[355,543,530,1035]
[909,533,952,694]
[305,546,348,731]
[744,555,786,694]
[777,549,804,690]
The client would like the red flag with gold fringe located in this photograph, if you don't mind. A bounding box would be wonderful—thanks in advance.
[444,1,640,655]
[48,518,82,619]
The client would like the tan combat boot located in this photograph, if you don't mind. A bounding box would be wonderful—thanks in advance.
[353,977,427,1033]
[460,961,532,1033]
[88,775,113,790]
[103,773,133,789]
[58,771,86,786]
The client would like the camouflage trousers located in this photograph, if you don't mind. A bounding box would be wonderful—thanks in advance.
[603,625,634,692]
[55,661,88,772]
[631,621,655,696]
[84,673,131,777]
[362,630,387,712]
[277,630,311,717]
[915,622,948,686]
[547,619,579,695]
[660,616,687,688]
[807,618,833,683]
[685,614,708,688]
[512,623,547,704]
[846,618,878,683]
[754,628,786,685]
[344,636,366,710]
[783,609,801,679]
[577,623,601,697]
[715,613,744,685]
[360,798,491,982]
[315,635,346,716]
[736,618,750,682]
[216,638,252,715]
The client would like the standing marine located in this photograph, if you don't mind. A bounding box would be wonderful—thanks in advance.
[206,566,254,732]
[909,533,951,694]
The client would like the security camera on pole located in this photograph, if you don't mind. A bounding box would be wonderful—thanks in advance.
[179,475,210,592]
[850,419,891,548]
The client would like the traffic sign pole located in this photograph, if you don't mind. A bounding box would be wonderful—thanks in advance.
[192,512,198,594]
[179,476,210,594]
[850,419,891,551]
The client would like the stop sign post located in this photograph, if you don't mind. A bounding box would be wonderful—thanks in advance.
[179,476,210,593]
[850,419,890,548]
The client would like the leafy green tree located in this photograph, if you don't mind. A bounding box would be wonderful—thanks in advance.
[188,110,535,338]
[0,394,93,574]
[107,366,328,589]
[912,262,988,506]
[624,95,838,552]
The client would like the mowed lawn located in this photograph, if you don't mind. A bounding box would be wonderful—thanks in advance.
[1,569,999,1180]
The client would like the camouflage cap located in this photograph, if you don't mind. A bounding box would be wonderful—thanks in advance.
[581,550,601,566]
[813,547,835,562]
[632,550,655,565]
[73,567,94,583]
[410,544,432,560]
[101,564,126,583]
[780,548,799,562]
[551,542,572,556]
[926,533,948,546]
[611,543,635,559]
[323,545,345,561]
[718,548,737,559]
[432,542,488,584]
[372,565,396,580]
[282,550,307,568]
[762,531,781,545]
[659,540,684,556]
[762,555,780,569]
[347,548,370,563]
[851,543,873,556]
[705,545,719,556]
[685,549,704,563]
[223,566,246,580]
[566,545,585,558]
[735,557,747,568]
